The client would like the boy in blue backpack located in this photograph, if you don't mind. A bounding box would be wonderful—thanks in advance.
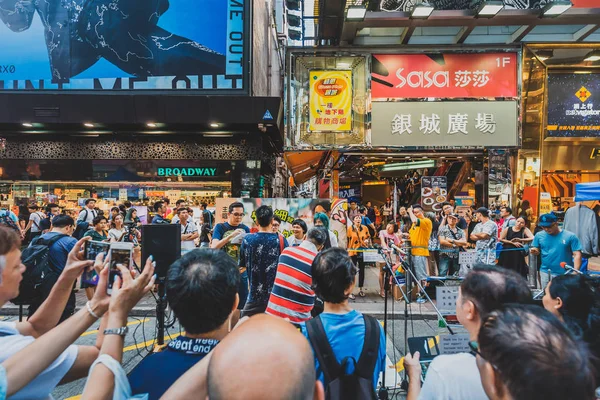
[302,248,386,400]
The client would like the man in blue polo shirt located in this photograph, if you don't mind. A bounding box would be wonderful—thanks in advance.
[531,213,582,289]
[129,249,240,399]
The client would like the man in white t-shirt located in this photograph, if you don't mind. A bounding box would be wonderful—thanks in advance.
[77,199,98,227]
[0,227,110,400]
[24,204,46,242]
[178,208,198,255]
[403,265,532,400]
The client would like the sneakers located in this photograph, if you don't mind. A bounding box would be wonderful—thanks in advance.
[416,296,426,304]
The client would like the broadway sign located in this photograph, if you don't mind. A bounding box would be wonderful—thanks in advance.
[371,101,518,147]
[371,53,518,100]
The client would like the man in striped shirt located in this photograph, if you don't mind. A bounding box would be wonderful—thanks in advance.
[266,228,327,323]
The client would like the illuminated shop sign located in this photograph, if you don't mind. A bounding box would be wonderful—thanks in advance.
[158,167,218,177]
[547,74,600,138]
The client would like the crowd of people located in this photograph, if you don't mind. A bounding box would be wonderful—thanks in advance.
[0,195,599,399]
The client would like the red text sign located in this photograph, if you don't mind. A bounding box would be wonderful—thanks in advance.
[371,53,518,99]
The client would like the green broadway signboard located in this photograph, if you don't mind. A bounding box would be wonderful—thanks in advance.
[158,167,219,177]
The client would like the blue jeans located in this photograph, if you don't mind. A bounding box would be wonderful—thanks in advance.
[438,257,459,277]
[238,270,249,310]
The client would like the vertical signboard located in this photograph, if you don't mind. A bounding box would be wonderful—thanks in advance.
[539,193,553,215]
[547,73,600,138]
[309,70,353,132]
[421,176,447,212]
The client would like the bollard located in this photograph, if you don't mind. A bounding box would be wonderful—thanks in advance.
[528,253,538,289]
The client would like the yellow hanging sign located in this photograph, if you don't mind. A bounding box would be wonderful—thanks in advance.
[309,70,352,132]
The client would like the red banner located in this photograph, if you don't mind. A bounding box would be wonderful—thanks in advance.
[573,0,598,7]
[371,53,518,100]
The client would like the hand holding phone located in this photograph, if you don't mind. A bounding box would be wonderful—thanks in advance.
[107,242,134,295]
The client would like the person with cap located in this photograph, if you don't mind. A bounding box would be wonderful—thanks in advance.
[437,213,468,276]
[531,213,582,289]
[470,207,498,265]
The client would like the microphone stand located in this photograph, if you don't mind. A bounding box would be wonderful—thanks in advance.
[399,252,455,336]
[376,246,409,400]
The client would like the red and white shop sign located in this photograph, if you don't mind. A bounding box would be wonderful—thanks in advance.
[371,53,518,100]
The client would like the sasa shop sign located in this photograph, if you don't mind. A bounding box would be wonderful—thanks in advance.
[158,167,218,177]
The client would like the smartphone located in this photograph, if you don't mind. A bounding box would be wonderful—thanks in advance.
[84,240,110,261]
[82,241,110,286]
[107,242,134,295]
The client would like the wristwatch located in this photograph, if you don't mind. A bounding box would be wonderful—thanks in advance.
[104,326,129,337]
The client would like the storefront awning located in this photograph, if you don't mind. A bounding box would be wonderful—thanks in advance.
[575,182,600,202]
[284,151,326,186]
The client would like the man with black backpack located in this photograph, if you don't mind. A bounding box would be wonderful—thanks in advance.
[0,207,22,237]
[73,199,98,239]
[23,215,78,322]
[302,248,386,400]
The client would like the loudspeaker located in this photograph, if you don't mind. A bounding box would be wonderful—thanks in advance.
[141,224,181,281]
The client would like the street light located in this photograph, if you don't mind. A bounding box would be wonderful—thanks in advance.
[476,1,504,17]
[410,2,434,19]
[346,5,367,21]
[584,50,600,62]
[541,1,572,17]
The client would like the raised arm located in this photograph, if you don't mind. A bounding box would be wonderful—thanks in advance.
[15,238,93,337]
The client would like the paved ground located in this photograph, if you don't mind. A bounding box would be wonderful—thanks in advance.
[2,265,451,399]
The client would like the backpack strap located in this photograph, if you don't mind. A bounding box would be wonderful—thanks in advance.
[355,314,381,379]
[35,233,69,247]
[306,315,341,385]
[278,233,285,254]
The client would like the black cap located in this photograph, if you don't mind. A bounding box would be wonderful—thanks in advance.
[475,207,489,215]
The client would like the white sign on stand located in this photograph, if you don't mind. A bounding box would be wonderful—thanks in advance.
[362,250,385,263]
[436,287,459,314]
[458,251,478,265]
[439,333,471,355]
[118,189,128,201]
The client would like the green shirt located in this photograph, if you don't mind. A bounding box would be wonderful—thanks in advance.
[84,230,108,242]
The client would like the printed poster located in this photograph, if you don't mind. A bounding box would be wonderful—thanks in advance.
[309,70,353,132]
[215,198,348,249]
[421,176,447,212]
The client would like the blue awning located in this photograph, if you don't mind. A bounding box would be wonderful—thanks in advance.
[574,182,600,202]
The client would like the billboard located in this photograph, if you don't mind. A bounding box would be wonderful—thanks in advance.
[371,101,518,147]
[547,73,600,138]
[371,53,518,99]
[0,0,248,91]
[215,198,348,249]
[309,70,353,132]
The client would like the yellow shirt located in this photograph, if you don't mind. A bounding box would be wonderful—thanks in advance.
[409,218,432,257]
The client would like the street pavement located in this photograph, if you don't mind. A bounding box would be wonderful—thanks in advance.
[2,265,447,399]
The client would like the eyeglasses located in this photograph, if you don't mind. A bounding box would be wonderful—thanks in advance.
[230,212,245,217]
[469,340,498,370]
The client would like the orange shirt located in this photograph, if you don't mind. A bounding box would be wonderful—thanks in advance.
[347,225,370,257]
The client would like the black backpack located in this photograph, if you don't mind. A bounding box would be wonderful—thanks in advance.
[306,314,380,400]
[11,234,67,305]
[73,209,92,240]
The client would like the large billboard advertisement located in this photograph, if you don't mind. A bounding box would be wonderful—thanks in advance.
[0,0,248,91]
[309,70,353,132]
[547,74,600,138]
[371,53,518,99]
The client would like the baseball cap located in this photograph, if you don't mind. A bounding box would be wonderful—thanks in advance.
[448,213,460,219]
[537,213,558,227]
[475,207,489,215]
